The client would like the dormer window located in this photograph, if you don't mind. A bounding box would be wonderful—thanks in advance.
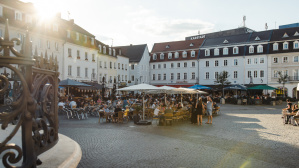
[255,36,260,41]
[190,43,194,47]
[153,54,157,60]
[182,51,187,58]
[84,35,87,43]
[160,53,164,60]
[205,49,210,56]
[191,51,195,57]
[103,46,106,54]
[166,45,170,48]
[119,49,122,55]
[223,39,229,44]
[109,48,112,55]
[283,42,289,50]
[249,45,254,53]
[168,53,172,59]
[294,31,299,36]
[76,32,79,41]
[223,48,228,55]
[91,38,94,45]
[233,47,239,54]
[53,24,58,32]
[294,41,299,49]
[15,11,22,21]
[113,49,116,56]
[283,33,289,38]
[273,43,278,51]
[0,6,3,17]
[67,30,71,38]
[98,45,102,53]
[257,45,263,53]
[214,48,219,56]
[175,52,179,58]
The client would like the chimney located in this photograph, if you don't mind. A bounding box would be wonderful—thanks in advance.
[69,19,74,25]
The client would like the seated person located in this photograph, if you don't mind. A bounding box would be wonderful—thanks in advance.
[103,104,111,122]
[69,100,77,109]
[153,106,160,117]
[58,100,65,108]
[124,105,129,117]
[213,102,218,108]
[113,105,122,122]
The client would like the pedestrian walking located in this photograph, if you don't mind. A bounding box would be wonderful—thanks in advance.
[195,97,203,126]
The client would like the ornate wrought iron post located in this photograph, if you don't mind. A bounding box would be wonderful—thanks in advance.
[0,20,59,168]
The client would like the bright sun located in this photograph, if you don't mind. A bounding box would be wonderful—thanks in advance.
[34,1,62,20]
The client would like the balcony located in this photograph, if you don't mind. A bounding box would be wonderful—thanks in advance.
[288,76,299,81]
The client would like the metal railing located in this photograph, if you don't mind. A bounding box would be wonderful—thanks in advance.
[0,20,59,167]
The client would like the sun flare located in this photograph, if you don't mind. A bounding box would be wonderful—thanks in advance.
[34,1,62,20]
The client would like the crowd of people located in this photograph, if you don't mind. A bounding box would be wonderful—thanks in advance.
[283,99,299,126]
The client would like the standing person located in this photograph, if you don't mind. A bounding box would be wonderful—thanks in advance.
[206,96,213,124]
[195,97,203,126]
[285,99,293,124]
[190,98,197,124]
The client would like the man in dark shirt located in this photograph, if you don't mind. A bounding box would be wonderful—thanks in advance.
[113,105,122,122]
[285,99,293,124]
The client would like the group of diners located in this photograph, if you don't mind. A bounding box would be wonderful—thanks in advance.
[283,99,299,126]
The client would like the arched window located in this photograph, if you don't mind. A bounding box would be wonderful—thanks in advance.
[191,51,196,57]
[257,45,263,53]
[168,53,172,59]
[205,49,210,56]
[233,47,239,54]
[160,53,164,60]
[103,46,106,54]
[175,52,179,58]
[182,51,187,58]
[214,48,219,56]
[153,54,157,60]
[273,43,278,51]
[294,41,299,49]
[249,46,254,53]
[223,48,228,55]
[283,42,289,50]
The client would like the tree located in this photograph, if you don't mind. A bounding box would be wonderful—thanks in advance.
[277,71,288,98]
[214,71,231,98]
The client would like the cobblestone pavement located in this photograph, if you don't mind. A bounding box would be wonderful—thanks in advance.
[58,103,299,168]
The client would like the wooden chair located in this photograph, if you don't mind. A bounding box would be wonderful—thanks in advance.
[164,113,173,126]
[213,107,220,115]
[118,111,124,123]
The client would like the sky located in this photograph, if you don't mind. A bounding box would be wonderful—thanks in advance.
[22,0,299,51]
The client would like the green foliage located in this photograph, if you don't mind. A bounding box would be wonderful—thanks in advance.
[214,71,231,87]
[277,71,288,98]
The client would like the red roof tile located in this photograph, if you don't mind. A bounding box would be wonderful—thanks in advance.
[151,38,205,53]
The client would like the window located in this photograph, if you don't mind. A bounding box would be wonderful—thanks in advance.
[205,49,210,56]
[160,53,164,60]
[114,63,116,69]
[158,64,161,69]
[55,42,58,51]
[85,52,88,60]
[205,72,210,79]
[191,51,196,57]
[168,53,172,59]
[192,62,195,67]
[92,69,95,79]
[294,41,299,49]
[224,60,227,66]
[177,63,180,68]
[247,58,252,64]
[254,71,257,78]
[283,56,288,63]
[260,58,265,64]
[113,49,116,56]
[215,60,219,67]
[110,62,112,69]
[234,59,238,66]
[125,64,127,70]
[103,46,106,54]
[171,63,174,68]
[257,45,263,53]
[131,64,135,70]
[234,71,238,78]
[104,62,107,68]
[273,70,278,78]
[260,70,264,78]
[273,43,278,51]
[122,64,124,70]
[184,62,187,67]
[76,32,79,41]
[206,61,209,67]
[152,64,155,69]
[163,64,166,68]
[294,70,299,80]
[249,46,254,53]
[215,72,219,79]
[153,54,157,60]
[131,75,135,81]
[182,51,187,58]
[84,35,87,43]
[152,74,155,80]
[171,73,174,80]
[254,58,258,64]
[91,38,94,45]
[98,45,102,53]
[233,47,239,54]
[68,48,72,57]
[223,48,228,55]
[68,66,72,76]
[192,72,195,79]
[283,42,289,50]
[15,11,22,21]
[273,57,278,63]
[67,30,71,38]
[99,61,102,68]
[247,71,251,78]
[77,50,80,59]
[184,73,187,80]
[109,48,112,55]
[118,63,120,69]
[177,73,180,80]
[294,56,299,62]
[158,74,161,80]
[214,48,219,56]
[175,52,179,58]
[77,67,80,77]
[163,74,166,80]
[92,54,95,61]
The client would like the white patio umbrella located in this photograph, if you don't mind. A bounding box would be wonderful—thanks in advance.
[146,86,177,104]
[117,84,164,120]
[172,88,208,106]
